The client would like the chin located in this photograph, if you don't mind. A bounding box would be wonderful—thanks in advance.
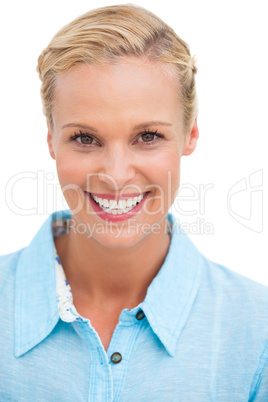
[70,209,167,249]
[85,222,155,249]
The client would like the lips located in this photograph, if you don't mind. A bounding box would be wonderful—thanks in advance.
[85,191,150,222]
[91,193,145,214]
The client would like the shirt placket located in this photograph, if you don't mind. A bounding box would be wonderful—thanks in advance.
[73,320,114,402]
[106,308,146,401]
[72,308,146,402]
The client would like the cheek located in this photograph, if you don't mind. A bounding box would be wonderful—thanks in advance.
[144,152,180,214]
[55,154,88,212]
[153,149,180,183]
[55,152,91,186]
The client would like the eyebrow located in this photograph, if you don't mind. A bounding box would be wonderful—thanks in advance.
[133,121,172,130]
[61,120,172,132]
[61,123,98,132]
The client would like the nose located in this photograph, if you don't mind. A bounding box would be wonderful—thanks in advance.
[97,145,137,190]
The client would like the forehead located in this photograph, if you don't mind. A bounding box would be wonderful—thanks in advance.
[53,59,182,128]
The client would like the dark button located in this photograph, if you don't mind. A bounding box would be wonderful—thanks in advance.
[111,352,122,364]
[136,310,145,321]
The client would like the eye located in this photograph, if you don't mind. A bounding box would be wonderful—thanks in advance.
[79,135,93,145]
[70,131,99,147]
[136,129,164,144]
[140,132,155,142]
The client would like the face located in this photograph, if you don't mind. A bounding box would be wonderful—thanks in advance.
[48,59,198,247]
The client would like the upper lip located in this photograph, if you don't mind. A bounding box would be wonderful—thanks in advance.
[86,191,148,200]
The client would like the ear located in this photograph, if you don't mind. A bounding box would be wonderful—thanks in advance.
[47,120,56,160]
[182,117,199,156]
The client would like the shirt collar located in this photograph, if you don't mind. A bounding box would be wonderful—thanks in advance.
[14,210,203,358]
[14,210,71,357]
[141,214,203,356]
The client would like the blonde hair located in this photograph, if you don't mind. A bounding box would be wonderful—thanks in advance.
[37,4,198,133]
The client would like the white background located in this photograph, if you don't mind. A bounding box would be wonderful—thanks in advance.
[0,0,267,285]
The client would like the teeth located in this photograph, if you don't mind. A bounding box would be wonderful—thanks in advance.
[109,200,117,209]
[126,198,133,207]
[118,199,126,209]
[103,199,109,207]
[91,193,145,214]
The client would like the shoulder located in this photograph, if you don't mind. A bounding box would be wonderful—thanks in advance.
[0,209,71,280]
[0,248,25,303]
[198,255,268,335]
[203,256,268,304]
[170,214,268,322]
[0,248,24,277]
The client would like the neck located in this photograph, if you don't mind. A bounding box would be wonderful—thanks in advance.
[55,217,171,309]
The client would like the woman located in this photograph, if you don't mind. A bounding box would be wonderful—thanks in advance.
[1,4,267,400]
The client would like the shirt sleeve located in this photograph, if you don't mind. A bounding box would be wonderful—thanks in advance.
[249,342,268,401]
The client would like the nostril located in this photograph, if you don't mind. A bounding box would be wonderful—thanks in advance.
[97,165,137,190]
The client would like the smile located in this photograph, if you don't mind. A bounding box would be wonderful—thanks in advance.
[85,191,150,222]
[91,193,145,215]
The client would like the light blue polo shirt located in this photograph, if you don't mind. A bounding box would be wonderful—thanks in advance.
[0,209,267,401]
